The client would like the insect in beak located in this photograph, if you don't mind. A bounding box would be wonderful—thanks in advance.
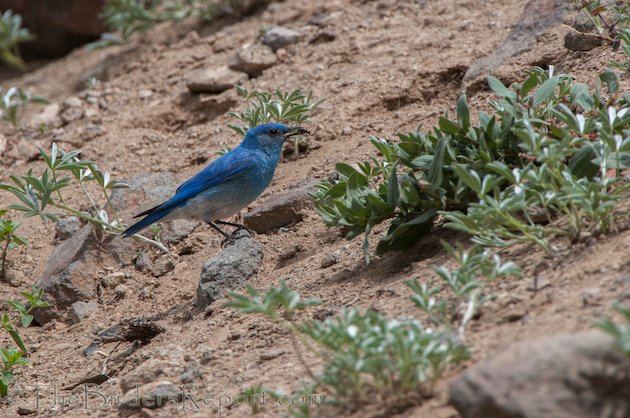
[284,127,310,138]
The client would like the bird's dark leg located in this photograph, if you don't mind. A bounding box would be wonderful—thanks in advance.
[206,221,253,247]
[216,220,254,235]
[206,221,232,246]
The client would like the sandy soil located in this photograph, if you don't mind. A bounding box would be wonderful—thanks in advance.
[1,0,630,417]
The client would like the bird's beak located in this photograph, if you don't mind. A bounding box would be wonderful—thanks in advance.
[284,127,310,138]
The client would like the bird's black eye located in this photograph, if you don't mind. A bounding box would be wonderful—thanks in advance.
[269,128,278,135]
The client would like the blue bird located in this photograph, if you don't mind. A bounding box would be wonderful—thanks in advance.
[122,123,309,241]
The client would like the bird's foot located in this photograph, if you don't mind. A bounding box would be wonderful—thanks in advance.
[220,235,234,248]
[217,221,254,236]
[234,225,254,235]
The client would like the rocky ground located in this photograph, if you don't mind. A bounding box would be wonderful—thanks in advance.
[1,0,630,417]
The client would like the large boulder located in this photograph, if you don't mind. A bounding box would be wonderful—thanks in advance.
[449,330,630,418]
[243,178,318,233]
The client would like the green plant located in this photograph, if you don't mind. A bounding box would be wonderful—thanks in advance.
[407,243,521,338]
[572,1,630,74]
[312,66,630,261]
[228,87,324,134]
[0,86,47,127]
[1,286,49,397]
[149,224,162,243]
[0,10,33,69]
[0,211,27,282]
[443,69,630,252]
[0,347,27,397]
[228,87,324,158]
[598,302,630,356]
[226,281,469,414]
[573,1,630,41]
[0,143,166,251]
[612,28,630,75]
[89,0,215,48]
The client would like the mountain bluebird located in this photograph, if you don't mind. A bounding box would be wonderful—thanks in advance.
[122,123,309,241]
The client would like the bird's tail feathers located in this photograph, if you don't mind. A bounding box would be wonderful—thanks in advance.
[133,203,161,219]
[122,205,170,237]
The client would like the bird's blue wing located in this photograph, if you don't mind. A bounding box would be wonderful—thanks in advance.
[169,148,257,207]
[176,148,255,194]
[122,148,257,237]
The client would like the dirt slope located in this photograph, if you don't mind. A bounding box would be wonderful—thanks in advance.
[1,0,629,417]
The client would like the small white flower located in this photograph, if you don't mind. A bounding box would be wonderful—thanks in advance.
[347,325,359,338]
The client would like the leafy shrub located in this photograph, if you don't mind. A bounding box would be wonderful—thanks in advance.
[0,211,27,282]
[311,66,630,261]
[0,143,166,251]
[226,281,469,414]
[228,87,324,158]
[0,10,33,69]
[1,287,49,397]
[444,69,630,251]
[0,86,47,127]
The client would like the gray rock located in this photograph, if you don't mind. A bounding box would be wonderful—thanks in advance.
[111,172,180,220]
[69,300,98,324]
[32,224,98,324]
[449,330,630,418]
[56,216,83,240]
[564,32,605,51]
[160,219,200,245]
[60,106,83,125]
[196,230,263,307]
[135,251,153,272]
[151,255,176,278]
[320,251,340,268]
[0,133,5,156]
[243,178,318,233]
[229,44,277,77]
[186,65,248,94]
[262,26,302,51]
[109,172,182,265]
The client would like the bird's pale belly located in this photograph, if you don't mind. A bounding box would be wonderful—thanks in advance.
[164,179,267,223]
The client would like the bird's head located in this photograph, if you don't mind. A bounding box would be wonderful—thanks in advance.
[242,123,309,155]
